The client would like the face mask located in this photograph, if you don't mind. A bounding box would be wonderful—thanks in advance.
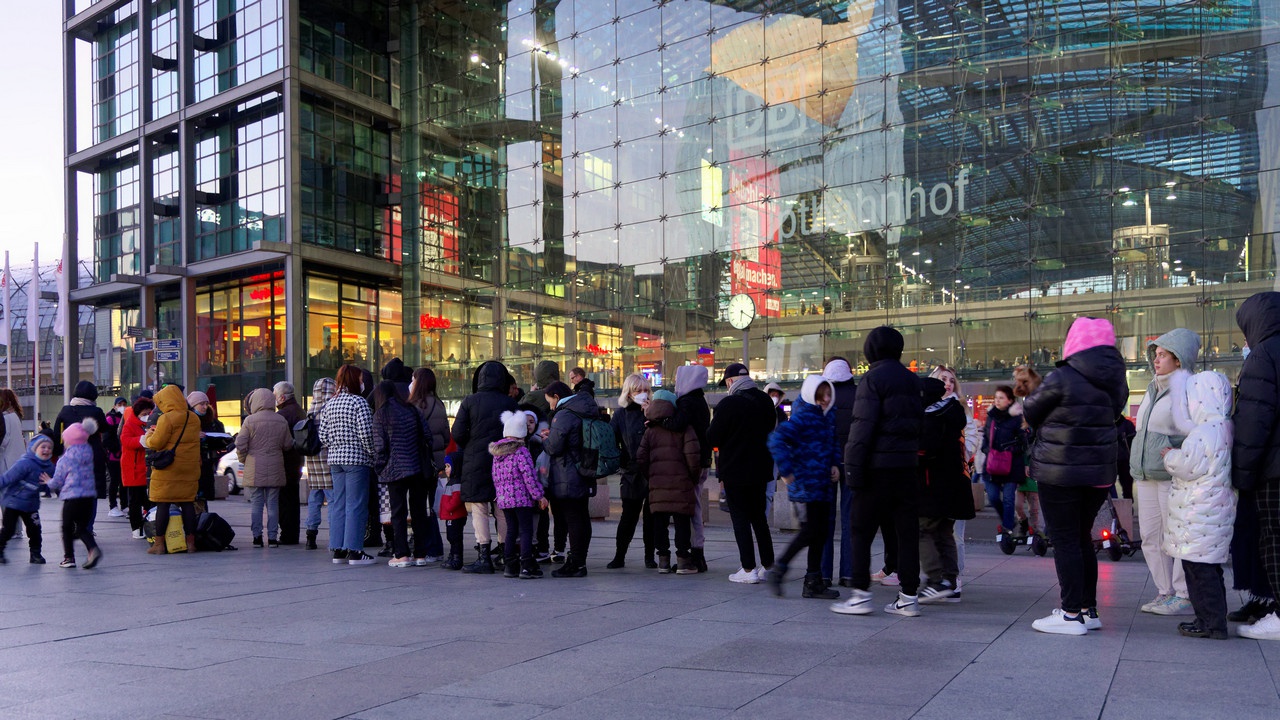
[771,395,782,406]
[1242,345,1251,359]
[360,382,366,393]
[634,393,649,404]
[194,408,206,416]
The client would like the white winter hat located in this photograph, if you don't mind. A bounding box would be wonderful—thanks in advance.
[501,410,528,439]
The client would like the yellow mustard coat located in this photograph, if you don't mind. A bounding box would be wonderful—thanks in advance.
[143,384,201,503]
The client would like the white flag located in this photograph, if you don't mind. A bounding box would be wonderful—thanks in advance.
[0,253,10,347]
[53,257,67,337]
[28,247,39,359]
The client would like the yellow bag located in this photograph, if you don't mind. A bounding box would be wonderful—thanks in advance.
[165,522,187,553]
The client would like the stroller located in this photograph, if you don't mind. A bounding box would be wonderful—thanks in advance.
[1092,496,1140,561]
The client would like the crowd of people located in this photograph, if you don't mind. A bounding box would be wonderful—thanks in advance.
[1,291,1279,642]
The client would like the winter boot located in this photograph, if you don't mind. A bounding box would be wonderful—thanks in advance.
[305,530,318,550]
[492,543,505,570]
[803,572,840,600]
[644,546,658,569]
[461,543,494,574]
[691,547,708,573]
[29,550,45,564]
[442,552,463,570]
[186,535,197,553]
[519,556,543,579]
[377,525,395,557]
[503,552,520,578]
[607,549,626,569]
[765,562,788,596]
[657,552,672,573]
[147,538,166,555]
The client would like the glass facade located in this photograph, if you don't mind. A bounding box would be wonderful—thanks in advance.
[193,0,285,102]
[93,2,141,143]
[195,272,287,398]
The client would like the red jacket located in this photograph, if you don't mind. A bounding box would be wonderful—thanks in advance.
[120,408,149,488]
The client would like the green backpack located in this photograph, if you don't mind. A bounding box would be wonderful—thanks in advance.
[569,410,621,480]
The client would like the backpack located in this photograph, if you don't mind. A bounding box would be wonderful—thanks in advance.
[569,410,621,480]
[292,415,322,456]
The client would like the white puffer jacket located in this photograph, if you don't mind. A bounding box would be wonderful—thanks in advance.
[1162,371,1236,564]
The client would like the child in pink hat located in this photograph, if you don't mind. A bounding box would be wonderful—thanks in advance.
[48,419,103,569]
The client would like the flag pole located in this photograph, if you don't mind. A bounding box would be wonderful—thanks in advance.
[3,251,11,392]
[31,244,39,432]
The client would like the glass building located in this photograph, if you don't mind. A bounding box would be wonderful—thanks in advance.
[63,0,1280,413]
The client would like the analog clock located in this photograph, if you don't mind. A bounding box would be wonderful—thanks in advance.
[727,293,756,330]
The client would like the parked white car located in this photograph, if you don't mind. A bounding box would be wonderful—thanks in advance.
[217,450,306,496]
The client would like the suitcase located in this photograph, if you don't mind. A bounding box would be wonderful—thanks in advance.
[195,512,236,551]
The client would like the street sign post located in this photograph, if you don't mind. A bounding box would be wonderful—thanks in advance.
[133,340,154,353]
[155,350,181,362]
[155,339,182,351]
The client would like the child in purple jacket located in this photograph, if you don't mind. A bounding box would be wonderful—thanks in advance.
[490,411,547,579]
[48,419,103,569]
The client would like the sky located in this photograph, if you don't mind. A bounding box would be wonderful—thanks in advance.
[0,5,65,270]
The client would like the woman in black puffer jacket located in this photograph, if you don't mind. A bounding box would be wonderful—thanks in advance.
[372,380,432,567]
[1021,317,1128,635]
[608,374,654,569]
[451,361,519,573]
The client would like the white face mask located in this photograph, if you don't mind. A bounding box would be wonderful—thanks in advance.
[634,392,649,404]
[1242,345,1251,359]
[771,395,782,406]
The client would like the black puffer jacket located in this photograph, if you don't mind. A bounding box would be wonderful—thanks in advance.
[981,406,1028,483]
[373,396,430,483]
[612,401,649,500]
[1233,292,1280,491]
[843,327,922,488]
[707,378,776,487]
[1022,346,1129,487]
[451,361,519,502]
[412,396,450,474]
[545,392,599,499]
[673,389,713,469]
[918,382,975,520]
[53,380,110,494]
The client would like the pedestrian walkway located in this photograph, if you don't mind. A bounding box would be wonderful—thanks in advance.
[0,497,1277,719]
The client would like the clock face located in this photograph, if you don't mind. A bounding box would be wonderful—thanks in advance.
[727,293,756,330]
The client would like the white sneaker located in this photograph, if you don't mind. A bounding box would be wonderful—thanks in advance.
[1032,609,1088,636]
[755,566,770,582]
[108,508,125,518]
[879,572,900,587]
[415,556,442,567]
[830,588,875,615]
[729,567,761,584]
[871,569,889,582]
[1084,608,1102,631]
[1141,594,1170,613]
[884,592,921,617]
[388,557,413,568]
[1238,612,1280,641]
[1151,595,1194,616]
[131,529,145,540]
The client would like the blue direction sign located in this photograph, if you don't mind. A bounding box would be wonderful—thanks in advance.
[155,350,182,362]
[155,339,182,351]
[133,340,154,353]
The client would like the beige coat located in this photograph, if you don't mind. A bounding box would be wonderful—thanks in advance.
[236,388,294,488]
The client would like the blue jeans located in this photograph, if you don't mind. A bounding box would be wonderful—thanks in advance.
[329,464,371,552]
[306,488,331,532]
[249,487,280,540]
[821,479,854,581]
[985,476,1017,531]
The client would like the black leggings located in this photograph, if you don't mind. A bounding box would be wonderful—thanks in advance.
[615,497,652,556]
[726,483,774,571]
[546,498,569,553]
[61,497,99,560]
[107,461,124,509]
[155,502,196,542]
[779,500,829,574]
[502,507,538,560]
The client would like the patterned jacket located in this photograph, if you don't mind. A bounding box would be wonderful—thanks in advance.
[49,444,98,500]
[489,438,543,510]
[319,390,375,467]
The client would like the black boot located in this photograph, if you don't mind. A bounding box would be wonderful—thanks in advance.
[520,556,543,579]
[607,548,626,569]
[644,548,658,569]
[305,530,318,550]
[765,561,787,596]
[29,550,45,564]
[492,543,505,570]
[461,543,494,574]
[551,555,588,578]
[377,525,395,557]
[691,547,708,573]
[503,551,520,578]
[802,572,840,600]
[442,552,463,570]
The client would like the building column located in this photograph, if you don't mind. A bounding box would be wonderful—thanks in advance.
[179,275,197,390]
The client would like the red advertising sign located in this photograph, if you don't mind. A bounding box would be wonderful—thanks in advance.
[422,187,460,274]
[727,156,782,317]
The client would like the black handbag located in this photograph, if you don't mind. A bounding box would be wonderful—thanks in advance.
[147,413,190,470]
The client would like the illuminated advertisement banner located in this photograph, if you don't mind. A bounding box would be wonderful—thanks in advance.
[726,156,782,317]
[422,187,460,274]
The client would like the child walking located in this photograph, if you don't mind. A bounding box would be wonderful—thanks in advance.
[1162,370,1236,639]
[765,376,840,598]
[48,419,103,569]
[0,434,54,564]
[490,411,546,579]
[637,390,701,575]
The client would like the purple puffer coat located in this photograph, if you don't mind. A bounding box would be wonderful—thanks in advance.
[490,438,543,510]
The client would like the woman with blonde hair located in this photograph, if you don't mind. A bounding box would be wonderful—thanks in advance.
[928,366,980,599]
[608,373,655,568]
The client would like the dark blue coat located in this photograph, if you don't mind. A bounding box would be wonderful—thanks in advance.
[768,398,836,503]
[0,451,54,513]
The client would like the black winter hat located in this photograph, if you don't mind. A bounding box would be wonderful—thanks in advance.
[73,380,99,401]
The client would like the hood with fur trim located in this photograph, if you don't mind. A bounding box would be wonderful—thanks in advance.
[488,437,526,457]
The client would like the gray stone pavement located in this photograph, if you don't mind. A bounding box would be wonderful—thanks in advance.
[1,495,1278,720]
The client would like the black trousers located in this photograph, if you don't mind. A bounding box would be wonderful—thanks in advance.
[60,497,99,560]
[615,497,652,557]
[1231,489,1274,598]
[651,511,692,557]
[545,497,568,553]
[725,482,774,571]
[445,518,465,555]
[0,507,41,554]
[106,461,124,509]
[779,500,829,574]
[502,507,538,560]
[1182,559,1228,633]
[1039,483,1108,613]
[386,475,429,558]
[1256,481,1280,605]
[849,473,920,595]
[154,502,196,542]
[278,464,301,544]
[126,486,150,532]
[557,497,592,565]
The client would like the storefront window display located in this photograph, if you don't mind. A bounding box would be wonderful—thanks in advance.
[304,275,403,388]
[195,272,286,401]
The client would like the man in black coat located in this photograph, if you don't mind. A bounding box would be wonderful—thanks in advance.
[820,357,861,587]
[1233,292,1280,640]
[274,382,306,544]
[53,380,110,500]
[451,360,519,573]
[706,363,777,583]
[832,327,924,617]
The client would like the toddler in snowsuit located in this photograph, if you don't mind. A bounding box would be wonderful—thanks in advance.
[0,435,55,564]
[48,419,103,569]
[490,411,547,579]
[1162,370,1236,639]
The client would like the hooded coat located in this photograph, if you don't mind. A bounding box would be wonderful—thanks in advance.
[823,358,858,451]
[380,358,413,401]
[452,360,519,502]
[919,378,976,520]
[489,437,542,510]
[1232,291,1280,491]
[1163,371,1236,564]
[143,385,201,502]
[768,375,837,503]
[236,388,294,488]
[843,326,923,488]
[1131,327,1200,482]
[0,437,54,513]
[707,374,776,487]
[673,365,712,468]
[519,360,561,416]
[612,396,650,500]
[51,380,108,490]
[637,398,700,515]
[544,391,599,499]
[120,400,152,488]
[1021,320,1129,488]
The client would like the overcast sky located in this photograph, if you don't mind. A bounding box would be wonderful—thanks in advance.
[0,5,64,270]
